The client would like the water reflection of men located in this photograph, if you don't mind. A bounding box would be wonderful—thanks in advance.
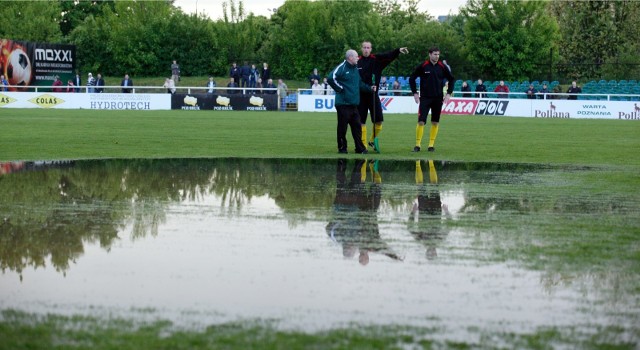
[408,160,450,259]
[326,159,401,265]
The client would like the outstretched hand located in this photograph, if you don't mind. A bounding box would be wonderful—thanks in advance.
[400,47,409,54]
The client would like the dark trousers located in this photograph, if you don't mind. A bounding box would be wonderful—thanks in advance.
[358,91,383,124]
[336,105,366,153]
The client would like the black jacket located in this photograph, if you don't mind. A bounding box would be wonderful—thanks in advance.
[357,48,401,88]
[409,60,454,98]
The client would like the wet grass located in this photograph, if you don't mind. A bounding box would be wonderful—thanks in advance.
[1,109,639,168]
[1,110,639,348]
[1,309,637,350]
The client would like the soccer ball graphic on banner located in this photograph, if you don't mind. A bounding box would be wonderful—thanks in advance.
[6,48,32,87]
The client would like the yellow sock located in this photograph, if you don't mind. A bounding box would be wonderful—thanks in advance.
[416,124,424,147]
[360,160,367,183]
[368,161,381,183]
[361,125,367,146]
[370,124,382,142]
[428,124,439,148]
[415,160,423,184]
[428,160,438,184]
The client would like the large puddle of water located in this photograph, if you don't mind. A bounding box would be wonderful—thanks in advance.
[1,158,639,343]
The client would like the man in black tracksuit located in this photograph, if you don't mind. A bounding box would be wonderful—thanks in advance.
[357,41,408,150]
[409,46,455,152]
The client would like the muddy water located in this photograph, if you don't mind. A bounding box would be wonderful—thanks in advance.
[0,159,638,342]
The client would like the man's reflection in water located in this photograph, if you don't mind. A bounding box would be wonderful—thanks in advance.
[408,160,451,260]
[326,159,402,265]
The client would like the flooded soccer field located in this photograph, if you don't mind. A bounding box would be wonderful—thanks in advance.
[0,158,638,348]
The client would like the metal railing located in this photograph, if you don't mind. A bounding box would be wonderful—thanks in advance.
[0,84,278,95]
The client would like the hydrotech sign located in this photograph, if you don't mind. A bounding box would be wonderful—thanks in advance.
[0,92,170,110]
[297,94,639,120]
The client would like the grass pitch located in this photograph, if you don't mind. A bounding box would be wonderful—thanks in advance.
[1,109,639,168]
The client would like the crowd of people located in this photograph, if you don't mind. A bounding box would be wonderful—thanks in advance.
[48,71,134,93]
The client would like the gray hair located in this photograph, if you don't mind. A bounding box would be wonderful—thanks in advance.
[345,49,358,60]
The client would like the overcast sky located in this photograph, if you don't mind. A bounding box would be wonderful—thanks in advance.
[173,0,468,20]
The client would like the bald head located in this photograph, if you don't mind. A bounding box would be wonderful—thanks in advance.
[345,49,358,65]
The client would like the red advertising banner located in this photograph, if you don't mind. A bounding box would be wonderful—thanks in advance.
[1,39,76,91]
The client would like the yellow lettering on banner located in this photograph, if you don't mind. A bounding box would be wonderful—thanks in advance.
[0,94,17,107]
[28,94,65,108]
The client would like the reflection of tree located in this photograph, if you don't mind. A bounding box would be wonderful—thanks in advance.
[407,160,451,260]
[326,159,402,265]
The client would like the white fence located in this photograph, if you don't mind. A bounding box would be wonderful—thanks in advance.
[297,90,640,120]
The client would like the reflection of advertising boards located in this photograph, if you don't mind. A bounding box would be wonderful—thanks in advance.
[0,39,76,91]
[0,92,170,110]
[170,93,278,111]
[298,94,640,120]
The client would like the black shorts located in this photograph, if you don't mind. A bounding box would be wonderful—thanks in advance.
[358,92,384,124]
[418,97,443,123]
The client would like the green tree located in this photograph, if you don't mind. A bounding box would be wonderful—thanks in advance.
[461,0,560,81]
[0,1,63,42]
[263,0,378,80]
[59,0,115,37]
[550,0,640,80]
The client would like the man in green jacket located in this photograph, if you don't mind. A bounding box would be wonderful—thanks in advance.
[327,49,375,154]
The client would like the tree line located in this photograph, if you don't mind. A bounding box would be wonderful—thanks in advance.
[1,0,638,82]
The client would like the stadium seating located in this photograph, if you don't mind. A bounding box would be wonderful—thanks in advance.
[415,78,639,100]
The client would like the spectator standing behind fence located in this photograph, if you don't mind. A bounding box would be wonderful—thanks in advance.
[121,74,133,93]
[538,83,549,99]
[392,80,401,96]
[566,81,581,100]
[95,73,105,93]
[230,62,241,85]
[494,80,509,98]
[74,71,81,92]
[171,60,180,83]
[323,77,334,95]
[163,78,176,94]
[475,79,487,98]
[277,79,288,111]
[309,68,321,88]
[87,73,95,93]
[66,80,75,93]
[525,84,537,99]
[311,79,323,95]
[52,76,63,92]
[1,74,9,91]
[461,81,472,97]
[240,61,251,89]
[261,62,270,83]
[265,78,276,94]
[206,76,217,94]
[249,64,258,88]
[378,76,389,95]
[256,78,263,94]
[227,77,238,94]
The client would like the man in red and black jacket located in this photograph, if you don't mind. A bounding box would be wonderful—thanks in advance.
[409,46,454,153]
[357,41,408,150]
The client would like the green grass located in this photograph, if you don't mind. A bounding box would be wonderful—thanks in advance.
[1,309,635,350]
[1,109,639,349]
[1,109,639,168]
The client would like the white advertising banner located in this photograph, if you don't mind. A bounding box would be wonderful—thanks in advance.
[0,92,171,110]
[298,94,418,114]
[298,94,640,120]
